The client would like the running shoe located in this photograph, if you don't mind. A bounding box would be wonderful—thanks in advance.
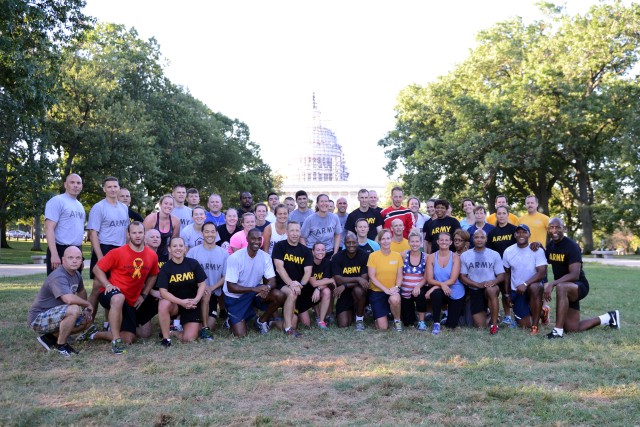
[37,333,57,351]
[160,338,172,348]
[416,320,427,331]
[325,314,335,325]
[355,320,365,332]
[546,329,563,339]
[394,320,403,332]
[608,310,620,329]
[490,324,499,335]
[424,313,433,322]
[364,304,373,318]
[255,318,270,335]
[530,325,539,336]
[502,315,517,329]
[541,306,550,326]
[284,329,303,337]
[75,324,98,342]
[55,344,73,358]
[223,319,230,330]
[317,321,329,330]
[170,324,184,333]
[200,326,214,341]
[111,338,127,355]
[431,323,441,336]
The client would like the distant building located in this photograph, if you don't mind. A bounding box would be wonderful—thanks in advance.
[282,94,384,207]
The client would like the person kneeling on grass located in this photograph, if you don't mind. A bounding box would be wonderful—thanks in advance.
[367,229,404,332]
[157,237,210,347]
[223,228,285,338]
[85,222,159,355]
[28,246,93,357]
[544,217,620,339]
[502,224,547,335]
[299,242,334,330]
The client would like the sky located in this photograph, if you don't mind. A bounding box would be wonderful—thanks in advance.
[83,0,602,185]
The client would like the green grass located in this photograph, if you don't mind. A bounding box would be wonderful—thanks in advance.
[0,264,638,426]
[0,241,92,264]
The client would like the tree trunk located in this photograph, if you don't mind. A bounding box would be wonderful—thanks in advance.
[31,216,43,252]
[0,221,10,249]
[576,165,594,253]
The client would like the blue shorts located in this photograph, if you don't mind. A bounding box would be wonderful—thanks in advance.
[224,293,267,326]
[510,290,532,320]
[369,291,391,320]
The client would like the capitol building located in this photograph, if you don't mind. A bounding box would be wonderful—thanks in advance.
[281,94,386,208]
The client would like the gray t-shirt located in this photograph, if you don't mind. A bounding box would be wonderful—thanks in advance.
[223,248,275,299]
[44,193,86,245]
[187,245,228,296]
[288,209,314,226]
[28,266,84,325]
[502,244,547,291]
[460,247,505,285]
[87,199,129,246]
[300,212,343,251]
[172,205,193,231]
[180,224,204,249]
[337,213,348,246]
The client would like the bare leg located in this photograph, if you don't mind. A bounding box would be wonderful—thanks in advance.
[389,294,401,322]
[486,286,500,326]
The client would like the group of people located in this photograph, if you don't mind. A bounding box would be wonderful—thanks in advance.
[28,175,621,357]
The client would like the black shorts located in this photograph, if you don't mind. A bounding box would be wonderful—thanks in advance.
[46,244,83,276]
[178,303,202,324]
[469,289,488,315]
[208,294,220,318]
[296,285,318,314]
[569,281,590,311]
[335,288,355,315]
[99,290,136,334]
[90,244,119,279]
[136,295,158,326]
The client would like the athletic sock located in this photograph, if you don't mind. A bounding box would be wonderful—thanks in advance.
[599,313,612,325]
[89,332,97,340]
[355,316,364,322]
[553,327,564,337]
[284,327,291,333]
[173,319,181,328]
[103,322,109,330]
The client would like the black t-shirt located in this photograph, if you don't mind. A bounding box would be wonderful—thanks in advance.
[128,207,144,223]
[546,236,588,286]
[423,216,461,252]
[312,257,332,281]
[359,242,377,254]
[216,224,241,246]
[271,240,313,285]
[487,223,518,256]
[331,249,369,278]
[157,257,207,299]
[344,208,383,240]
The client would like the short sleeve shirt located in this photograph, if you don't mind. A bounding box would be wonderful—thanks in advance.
[546,236,588,285]
[28,266,84,325]
[187,244,228,296]
[87,199,129,246]
[157,257,207,299]
[271,240,313,285]
[423,216,462,253]
[502,244,547,290]
[300,213,342,251]
[460,247,505,287]
[367,250,403,292]
[223,248,275,298]
[44,193,86,245]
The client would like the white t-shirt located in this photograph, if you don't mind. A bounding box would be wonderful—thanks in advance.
[502,244,547,291]
[223,248,275,298]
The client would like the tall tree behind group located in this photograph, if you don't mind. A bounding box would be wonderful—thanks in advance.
[0,0,91,249]
[379,0,640,253]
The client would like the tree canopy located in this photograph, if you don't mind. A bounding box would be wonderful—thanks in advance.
[379,0,640,252]
[1,8,275,248]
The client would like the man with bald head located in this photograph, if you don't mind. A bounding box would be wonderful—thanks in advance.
[205,193,226,227]
[118,188,143,223]
[544,218,620,338]
[44,173,86,275]
[28,246,93,357]
[335,197,349,247]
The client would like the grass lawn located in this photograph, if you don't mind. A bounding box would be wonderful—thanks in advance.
[0,241,92,264]
[0,264,637,426]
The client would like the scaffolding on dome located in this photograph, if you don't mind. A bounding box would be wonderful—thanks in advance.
[295,94,349,182]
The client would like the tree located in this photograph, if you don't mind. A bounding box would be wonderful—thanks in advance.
[0,0,90,248]
[380,0,640,252]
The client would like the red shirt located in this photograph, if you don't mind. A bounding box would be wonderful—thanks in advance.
[381,205,414,239]
[97,245,160,306]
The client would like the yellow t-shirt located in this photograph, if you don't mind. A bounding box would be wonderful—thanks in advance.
[486,212,519,226]
[390,238,410,253]
[367,250,403,292]
[518,212,550,246]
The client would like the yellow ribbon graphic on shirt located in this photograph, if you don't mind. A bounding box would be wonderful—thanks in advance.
[132,258,144,279]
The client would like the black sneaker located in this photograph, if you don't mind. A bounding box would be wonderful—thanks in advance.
[56,343,78,357]
[284,329,303,337]
[546,329,563,339]
[608,310,620,329]
[160,338,172,348]
[37,333,57,351]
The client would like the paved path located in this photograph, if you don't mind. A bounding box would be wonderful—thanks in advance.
[0,260,91,278]
[582,257,640,268]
